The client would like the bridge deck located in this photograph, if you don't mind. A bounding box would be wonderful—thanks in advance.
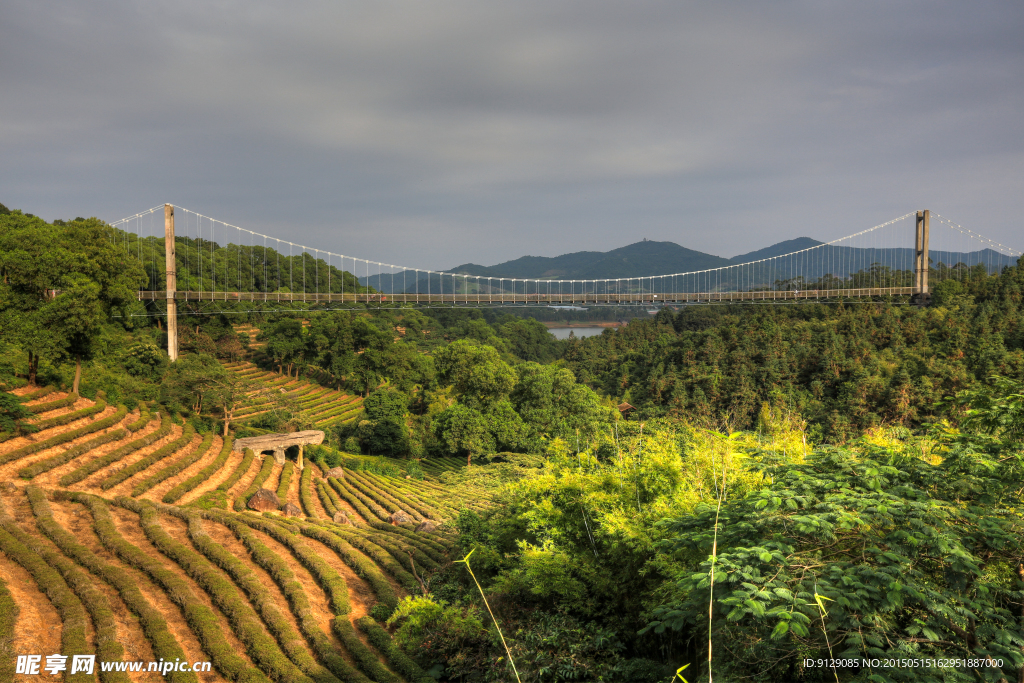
[139,287,916,305]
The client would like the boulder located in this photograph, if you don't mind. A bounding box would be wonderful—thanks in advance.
[247,488,280,512]
[325,467,345,479]
[415,520,440,534]
[0,481,17,493]
[333,511,355,525]
[389,510,413,525]
[281,503,303,517]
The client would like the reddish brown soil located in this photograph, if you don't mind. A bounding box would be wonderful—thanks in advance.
[0,395,107,464]
[307,473,330,520]
[0,547,64,668]
[224,455,264,510]
[105,506,257,673]
[177,448,245,506]
[103,433,203,500]
[238,522,355,666]
[48,500,210,682]
[284,464,301,508]
[23,408,142,489]
[141,435,225,505]
[72,422,183,495]
[166,514,317,664]
[263,463,283,501]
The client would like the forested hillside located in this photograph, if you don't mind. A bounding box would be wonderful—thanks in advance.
[2,203,1024,683]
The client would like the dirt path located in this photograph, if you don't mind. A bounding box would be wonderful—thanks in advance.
[106,506,258,673]
[13,407,139,489]
[178,448,245,506]
[324,481,366,524]
[294,530,398,667]
[264,463,283,498]
[308,473,330,520]
[285,463,301,508]
[0,547,64,666]
[48,499,209,682]
[142,435,224,505]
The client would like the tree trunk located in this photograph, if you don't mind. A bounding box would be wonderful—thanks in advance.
[223,406,231,437]
[72,355,82,395]
[27,351,37,386]
[467,452,472,468]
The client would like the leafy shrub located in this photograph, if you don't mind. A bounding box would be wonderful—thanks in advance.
[31,397,107,431]
[0,395,112,467]
[385,596,490,680]
[217,448,255,491]
[0,572,16,682]
[25,391,78,414]
[120,500,307,682]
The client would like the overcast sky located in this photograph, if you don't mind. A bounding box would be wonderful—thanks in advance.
[2,1,1022,268]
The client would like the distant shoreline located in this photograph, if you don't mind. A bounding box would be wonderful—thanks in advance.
[543,321,624,329]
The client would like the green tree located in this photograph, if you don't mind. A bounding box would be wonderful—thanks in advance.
[259,317,306,376]
[433,404,494,466]
[160,353,264,434]
[0,392,36,436]
[365,418,410,457]
[0,213,145,389]
[306,312,355,389]
[364,388,408,422]
[434,340,516,410]
[511,363,612,440]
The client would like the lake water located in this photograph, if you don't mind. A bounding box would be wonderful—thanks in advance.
[548,326,610,339]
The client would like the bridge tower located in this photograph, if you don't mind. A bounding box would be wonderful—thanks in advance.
[164,204,178,361]
[912,209,931,306]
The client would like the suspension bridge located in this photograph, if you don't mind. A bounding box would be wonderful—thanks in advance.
[110,204,1022,360]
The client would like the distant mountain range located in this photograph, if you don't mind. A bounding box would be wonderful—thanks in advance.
[361,238,1017,293]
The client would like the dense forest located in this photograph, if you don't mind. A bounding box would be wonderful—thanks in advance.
[2,202,1024,683]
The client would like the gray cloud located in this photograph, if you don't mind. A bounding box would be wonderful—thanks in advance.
[1,0,1022,268]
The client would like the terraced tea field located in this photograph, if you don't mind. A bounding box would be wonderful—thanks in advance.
[0,385,484,682]
[223,362,365,430]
